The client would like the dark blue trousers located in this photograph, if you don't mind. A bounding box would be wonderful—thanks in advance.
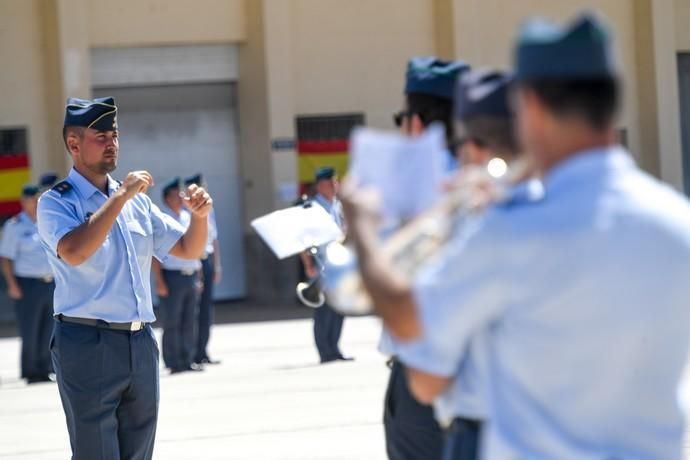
[194,257,215,362]
[384,359,444,460]
[442,418,481,460]
[313,302,344,361]
[51,321,159,460]
[14,277,54,379]
[160,270,198,370]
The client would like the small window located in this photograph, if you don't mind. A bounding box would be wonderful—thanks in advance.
[0,128,28,155]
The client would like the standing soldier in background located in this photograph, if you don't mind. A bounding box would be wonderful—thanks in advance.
[301,166,351,363]
[153,177,204,374]
[0,184,55,384]
[37,97,213,459]
[185,173,222,366]
[382,57,468,460]
[342,13,690,459]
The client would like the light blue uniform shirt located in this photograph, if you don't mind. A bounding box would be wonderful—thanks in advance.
[205,209,218,255]
[0,211,53,278]
[160,206,201,272]
[314,194,345,230]
[394,179,545,424]
[412,146,690,459]
[37,168,185,323]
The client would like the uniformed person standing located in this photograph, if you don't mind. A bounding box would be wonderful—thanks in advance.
[185,173,222,366]
[0,184,55,384]
[341,13,690,459]
[393,69,520,460]
[301,166,351,363]
[153,176,204,374]
[37,97,213,459]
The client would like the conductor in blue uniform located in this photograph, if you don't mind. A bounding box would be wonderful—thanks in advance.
[0,184,55,383]
[37,96,213,460]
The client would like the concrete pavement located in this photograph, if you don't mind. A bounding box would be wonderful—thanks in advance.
[0,314,389,460]
[2,310,690,459]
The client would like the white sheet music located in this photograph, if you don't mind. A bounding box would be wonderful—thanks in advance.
[349,124,447,220]
[251,204,343,259]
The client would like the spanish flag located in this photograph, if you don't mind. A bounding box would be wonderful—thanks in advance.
[298,140,349,194]
[0,154,31,216]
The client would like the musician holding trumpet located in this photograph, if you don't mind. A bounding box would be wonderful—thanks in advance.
[301,167,352,363]
[341,13,690,459]
[37,97,213,459]
[381,57,468,460]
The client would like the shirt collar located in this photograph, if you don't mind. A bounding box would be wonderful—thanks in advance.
[68,168,119,200]
[314,193,333,208]
[541,145,633,196]
[18,211,32,224]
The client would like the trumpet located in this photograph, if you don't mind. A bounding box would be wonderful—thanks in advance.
[296,246,326,308]
[321,158,531,316]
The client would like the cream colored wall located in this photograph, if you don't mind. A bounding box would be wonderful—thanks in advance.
[290,0,437,130]
[675,0,690,52]
[0,0,56,179]
[88,0,246,47]
[237,0,274,224]
[451,0,642,163]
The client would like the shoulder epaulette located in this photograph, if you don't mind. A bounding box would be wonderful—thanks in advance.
[52,181,73,195]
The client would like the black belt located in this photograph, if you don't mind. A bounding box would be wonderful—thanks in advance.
[162,268,197,276]
[446,417,482,434]
[57,314,147,331]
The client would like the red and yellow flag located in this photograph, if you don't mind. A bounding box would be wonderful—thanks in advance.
[298,140,349,194]
[0,154,30,216]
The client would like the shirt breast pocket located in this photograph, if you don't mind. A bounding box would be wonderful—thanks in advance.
[126,219,152,259]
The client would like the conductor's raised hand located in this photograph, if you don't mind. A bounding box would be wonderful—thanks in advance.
[183,184,213,218]
[119,171,154,200]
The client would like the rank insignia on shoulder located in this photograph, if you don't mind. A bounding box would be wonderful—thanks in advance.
[52,181,72,195]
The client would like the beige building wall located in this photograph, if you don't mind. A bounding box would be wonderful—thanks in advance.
[0,0,56,179]
[675,0,690,52]
[290,0,437,129]
[450,1,642,164]
[88,0,246,47]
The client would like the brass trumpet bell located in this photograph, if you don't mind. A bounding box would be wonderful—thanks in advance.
[296,278,325,308]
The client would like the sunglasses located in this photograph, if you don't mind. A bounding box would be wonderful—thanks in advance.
[393,110,412,128]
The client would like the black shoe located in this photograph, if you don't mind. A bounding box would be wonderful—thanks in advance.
[195,357,221,365]
[319,356,339,364]
[170,363,205,374]
[26,374,55,384]
[336,354,355,362]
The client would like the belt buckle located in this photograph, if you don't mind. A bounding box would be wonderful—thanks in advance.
[42,276,54,283]
[130,321,142,331]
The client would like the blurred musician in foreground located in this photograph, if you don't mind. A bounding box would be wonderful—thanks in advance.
[391,69,520,460]
[341,13,690,459]
[382,57,469,460]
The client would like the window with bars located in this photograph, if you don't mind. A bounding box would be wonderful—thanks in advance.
[296,113,365,141]
[0,128,28,155]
